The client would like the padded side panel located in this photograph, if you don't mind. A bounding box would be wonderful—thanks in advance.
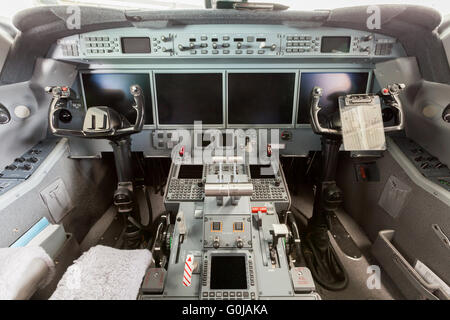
[336,151,450,284]
[375,58,450,167]
[0,150,115,247]
[0,58,77,170]
[405,81,450,167]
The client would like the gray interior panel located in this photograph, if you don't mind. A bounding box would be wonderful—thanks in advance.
[0,58,77,169]
[0,141,115,247]
[375,58,450,167]
[336,150,450,285]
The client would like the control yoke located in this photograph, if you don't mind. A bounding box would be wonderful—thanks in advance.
[45,85,145,139]
[309,83,406,136]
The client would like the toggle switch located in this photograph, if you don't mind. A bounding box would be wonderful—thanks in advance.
[179,146,185,157]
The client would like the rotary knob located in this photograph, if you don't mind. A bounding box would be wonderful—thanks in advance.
[236,238,244,249]
[213,237,220,249]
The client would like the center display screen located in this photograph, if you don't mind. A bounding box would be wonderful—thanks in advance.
[228,73,296,125]
[155,73,223,125]
[82,73,153,125]
[210,256,247,290]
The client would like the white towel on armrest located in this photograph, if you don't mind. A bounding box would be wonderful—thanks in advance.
[0,247,55,300]
[50,245,152,300]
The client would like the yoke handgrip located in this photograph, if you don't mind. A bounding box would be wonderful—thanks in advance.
[116,85,145,135]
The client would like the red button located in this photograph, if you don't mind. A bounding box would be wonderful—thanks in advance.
[252,207,267,213]
[179,146,185,157]
[383,88,389,94]
[62,87,68,91]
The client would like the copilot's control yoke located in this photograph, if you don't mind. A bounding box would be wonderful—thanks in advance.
[310,83,406,135]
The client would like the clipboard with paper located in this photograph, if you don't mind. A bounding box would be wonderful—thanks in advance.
[338,94,386,151]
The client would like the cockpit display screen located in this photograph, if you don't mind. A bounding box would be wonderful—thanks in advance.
[297,72,369,124]
[228,73,296,125]
[155,73,223,125]
[321,36,351,53]
[210,256,247,289]
[121,37,151,54]
[82,73,153,124]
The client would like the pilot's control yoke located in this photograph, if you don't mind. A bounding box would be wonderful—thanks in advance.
[46,85,146,248]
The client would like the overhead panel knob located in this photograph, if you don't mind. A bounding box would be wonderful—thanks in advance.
[161,35,171,42]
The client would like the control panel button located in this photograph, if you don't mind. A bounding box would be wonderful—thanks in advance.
[251,207,267,213]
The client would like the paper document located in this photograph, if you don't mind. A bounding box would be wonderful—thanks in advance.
[339,95,386,151]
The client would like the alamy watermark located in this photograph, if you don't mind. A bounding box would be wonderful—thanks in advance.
[367,265,382,290]
[367,6,381,30]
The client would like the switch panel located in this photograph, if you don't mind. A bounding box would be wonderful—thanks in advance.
[0,179,21,196]
[52,26,402,60]
[392,136,450,191]
[0,139,59,180]
[203,216,252,249]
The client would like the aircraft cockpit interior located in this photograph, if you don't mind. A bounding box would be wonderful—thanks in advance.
[0,1,449,304]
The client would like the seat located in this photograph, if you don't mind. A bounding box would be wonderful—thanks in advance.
[0,247,55,300]
[50,245,152,300]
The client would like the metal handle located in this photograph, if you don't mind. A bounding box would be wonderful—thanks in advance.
[309,86,340,135]
[380,83,406,132]
[115,85,145,135]
[204,182,253,197]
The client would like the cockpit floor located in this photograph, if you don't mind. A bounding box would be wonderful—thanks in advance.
[291,184,403,300]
